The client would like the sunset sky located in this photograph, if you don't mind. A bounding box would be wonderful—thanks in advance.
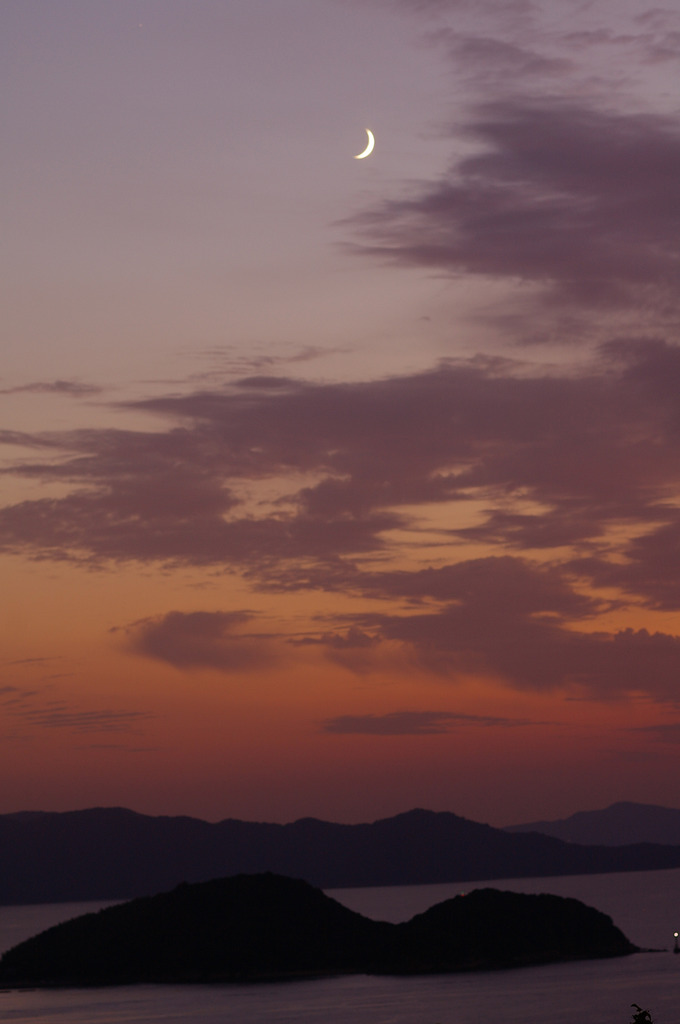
[3,0,680,828]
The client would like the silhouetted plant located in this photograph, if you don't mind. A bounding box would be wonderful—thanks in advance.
[437,1001,654,1024]
[631,1004,654,1024]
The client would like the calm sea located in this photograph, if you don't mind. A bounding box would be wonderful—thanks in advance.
[1,868,679,1024]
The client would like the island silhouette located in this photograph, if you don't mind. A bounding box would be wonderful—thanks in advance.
[0,872,637,987]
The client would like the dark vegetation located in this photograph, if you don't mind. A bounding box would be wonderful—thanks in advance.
[630,1006,654,1024]
[0,873,637,987]
[3,806,680,904]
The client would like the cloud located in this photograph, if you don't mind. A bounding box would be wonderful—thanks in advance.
[0,401,402,565]
[127,345,673,555]
[345,608,680,701]
[349,101,680,329]
[390,0,680,101]
[321,709,532,735]
[6,657,55,666]
[0,344,678,586]
[122,610,278,672]
[0,687,153,734]
[348,556,603,617]
[631,723,680,744]
[3,341,680,706]
[190,345,352,384]
[391,0,534,19]
[442,32,572,82]
[20,707,153,732]
[569,516,680,612]
[0,380,102,397]
[297,626,381,675]
[283,554,680,701]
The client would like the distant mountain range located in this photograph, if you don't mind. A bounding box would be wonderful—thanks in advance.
[505,801,680,846]
[2,803,680,905]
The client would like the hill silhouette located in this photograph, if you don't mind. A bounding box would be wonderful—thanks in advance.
[4,806,680,905]
[505,802,680,846]
[0,873,637,987]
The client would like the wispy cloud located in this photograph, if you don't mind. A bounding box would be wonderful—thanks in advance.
[21,707,153,732]
[0,686,154,734]
[392,0,680,100]
[187,345,353,384]
[0,380,102,397]
[441,32,572,83]
[322,709,533,735]
[630,723,680,744]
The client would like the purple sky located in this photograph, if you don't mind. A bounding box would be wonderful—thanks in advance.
[2,0,680,826]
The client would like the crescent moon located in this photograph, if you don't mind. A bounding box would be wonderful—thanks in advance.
[354,129,375,160]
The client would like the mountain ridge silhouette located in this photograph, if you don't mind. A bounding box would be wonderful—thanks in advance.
[505,801,680,845]
[3,804,680,905]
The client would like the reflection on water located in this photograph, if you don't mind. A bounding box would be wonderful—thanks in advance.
[0,954,677,1024]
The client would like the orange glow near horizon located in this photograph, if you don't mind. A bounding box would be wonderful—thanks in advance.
[3,0,680,828]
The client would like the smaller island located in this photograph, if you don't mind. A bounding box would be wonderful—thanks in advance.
[0,873,638,987]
